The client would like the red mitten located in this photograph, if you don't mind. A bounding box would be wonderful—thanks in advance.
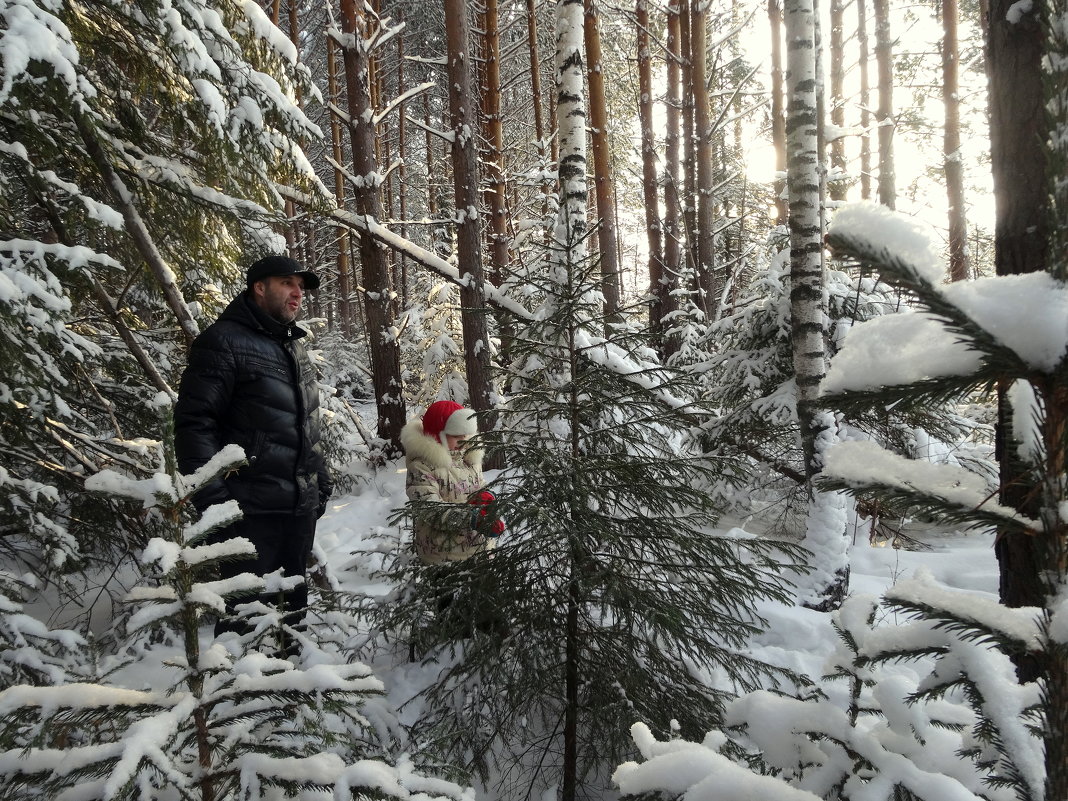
[491,518,505,536]
[469,490,495,507]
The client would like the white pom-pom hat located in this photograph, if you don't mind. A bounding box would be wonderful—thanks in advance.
[422,400,478,446]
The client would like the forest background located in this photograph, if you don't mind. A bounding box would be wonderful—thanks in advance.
[1,0,1067,800]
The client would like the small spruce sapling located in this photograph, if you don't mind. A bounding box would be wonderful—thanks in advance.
[0,407,463,801]
[374,228,809,800]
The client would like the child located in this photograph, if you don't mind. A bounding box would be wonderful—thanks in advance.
[400,400,504,564]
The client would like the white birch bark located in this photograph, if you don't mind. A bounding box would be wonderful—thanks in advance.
[785,0,824,466]
[785,0,848,611]
[553,0,588,274]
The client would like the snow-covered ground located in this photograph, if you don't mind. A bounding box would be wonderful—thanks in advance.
[314,459,998,738]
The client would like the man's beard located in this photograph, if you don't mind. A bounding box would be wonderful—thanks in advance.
[264,293,298,324]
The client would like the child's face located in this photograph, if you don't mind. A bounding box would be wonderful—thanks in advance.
[445,434,469,451]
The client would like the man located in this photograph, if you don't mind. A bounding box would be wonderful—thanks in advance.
[175,255,332,639]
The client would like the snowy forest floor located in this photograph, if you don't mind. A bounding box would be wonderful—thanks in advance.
[312,457,998,764]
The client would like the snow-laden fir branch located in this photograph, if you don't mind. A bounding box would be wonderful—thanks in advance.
[821,440,1039,535]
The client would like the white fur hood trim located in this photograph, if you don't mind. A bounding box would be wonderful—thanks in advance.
[400,418,483,470]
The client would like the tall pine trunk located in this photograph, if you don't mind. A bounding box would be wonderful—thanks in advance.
[526,0,550,184]
[828,0,846,201]
[480,0,516,389]
[662,1,684,358]
[690,0,717,319]
[396,21,410,307]
[637,0,666,348]
[680,1,698,313]
[326,36,354,337]
[857,0,872,200]
[943,0,970,282]
[338,0,406,454]
[584,0,621,323]
[985,0,1048,690]
[481,0,510,286]
[444,0,494,418]
[1043,5,1068,786]
[872,0,895,208]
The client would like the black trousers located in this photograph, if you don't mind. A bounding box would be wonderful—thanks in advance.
[212,513,317,638]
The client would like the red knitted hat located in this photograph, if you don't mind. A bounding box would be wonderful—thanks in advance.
[422,400,477,446]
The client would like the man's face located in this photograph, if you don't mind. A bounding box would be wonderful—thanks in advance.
[252,275,305,324]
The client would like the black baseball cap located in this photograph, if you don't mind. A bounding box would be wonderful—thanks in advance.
[245,255,320,290]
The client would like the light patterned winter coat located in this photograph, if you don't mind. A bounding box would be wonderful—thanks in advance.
[400,418,492,564]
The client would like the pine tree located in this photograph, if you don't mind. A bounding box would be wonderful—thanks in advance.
[371,226,808,800]
[818,198,1065,800]
[697,243,971,542]
[0,410,464,801]
[616,583,1039,801]
[0,570,84,689]
[612,196,1064,801]
[0,0,324,609]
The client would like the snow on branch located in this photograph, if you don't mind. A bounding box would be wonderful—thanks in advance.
[85,469,176,508]
[404,113,454,143]
[613,722,822,801]
[0,683,164,717]
[940,271,1068,372]
[821,311,982,394]
[827,202,945,287]
[883,569,1044,651]
[822,440,1038,531]
[176,443,246,499]
[373,80,436,126]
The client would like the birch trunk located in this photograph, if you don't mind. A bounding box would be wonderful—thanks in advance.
[785,0,823,477]
[785,0,848,612]
[554,2,588,797]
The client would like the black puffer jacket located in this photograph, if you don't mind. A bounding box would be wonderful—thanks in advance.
[175,291,332,518]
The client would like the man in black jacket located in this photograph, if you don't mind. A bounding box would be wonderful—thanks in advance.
[175,255,333,640]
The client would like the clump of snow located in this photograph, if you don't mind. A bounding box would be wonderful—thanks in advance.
[823,440,1035,527]
[614,722,823,801]
[941,272,1068,372]
[1008,379,1043,466]
[828,202,945,286]
[822,311,981,394]
[885,568,1044,650]
[85,469,175,508]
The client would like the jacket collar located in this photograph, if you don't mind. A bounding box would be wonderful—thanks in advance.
[400,417,482,470]
[219,291,307,342]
